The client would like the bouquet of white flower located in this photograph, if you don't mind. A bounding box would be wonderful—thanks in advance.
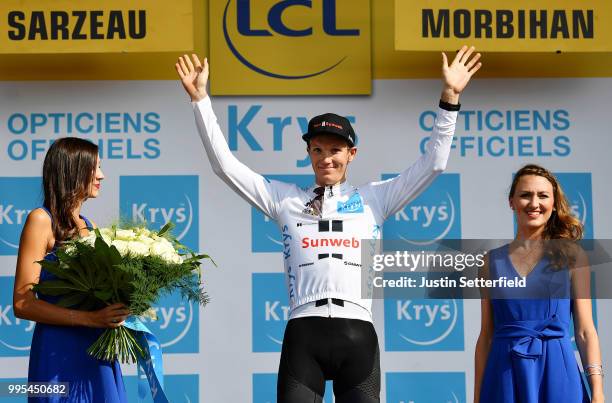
[33,222,211,364]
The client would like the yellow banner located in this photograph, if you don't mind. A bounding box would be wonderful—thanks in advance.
[1,0,193,53]
[210,0,371,95]
[395,0,612,52]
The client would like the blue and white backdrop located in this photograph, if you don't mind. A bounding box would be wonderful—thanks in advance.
[0,79,611,402]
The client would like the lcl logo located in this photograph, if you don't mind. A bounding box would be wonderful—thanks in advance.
[223,0,360,79]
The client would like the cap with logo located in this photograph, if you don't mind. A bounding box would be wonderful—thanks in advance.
[302,113,356,147]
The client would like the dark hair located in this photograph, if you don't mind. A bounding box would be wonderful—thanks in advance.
[42,137,99,243]
[509,164,583,267]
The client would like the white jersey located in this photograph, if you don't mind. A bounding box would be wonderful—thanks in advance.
[193,97,457,322]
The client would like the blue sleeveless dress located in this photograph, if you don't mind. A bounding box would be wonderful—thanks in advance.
[479,244,590,403]
[28,209,127,403]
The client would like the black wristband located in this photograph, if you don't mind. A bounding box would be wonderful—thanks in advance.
[439,99,461,111]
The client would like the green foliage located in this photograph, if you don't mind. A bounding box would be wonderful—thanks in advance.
[32,223,212,363]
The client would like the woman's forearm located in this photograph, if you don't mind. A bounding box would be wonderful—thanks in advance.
[14,295,91,327]
[576,329,605,399]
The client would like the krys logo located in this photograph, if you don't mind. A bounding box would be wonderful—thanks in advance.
[386,372,466,403]
[0,177,42,256]
[382,173,461,248]
[0,276,35,357]
[252,174,313,252]
[384,298,464,351]
[139,290,198,354]
[252,273,288,352]
[222,0,361,79]
[120,176,199,251]
[556,173,594,239]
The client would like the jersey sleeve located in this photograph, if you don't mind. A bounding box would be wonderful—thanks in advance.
[192,96,292,220]
[366,107,457,220]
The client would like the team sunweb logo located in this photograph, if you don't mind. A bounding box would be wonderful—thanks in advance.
[253,373,333,403]
[0,277,35,356]
[0,177,42,256]
[386,372,466,403]
[251,174,314,253]
[221,0,362,79]
[384,298,464,351]
[120,175,199,251]
[382,173,461,249]
[252,273,289,352]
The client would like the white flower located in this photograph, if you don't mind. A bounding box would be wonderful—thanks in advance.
[127,241,150,257]
[136,234,155,246]
[135,228,152,238]
[65,244,77,256]
[99,228,114,238]
[150,241,172,256]
[115,229,136,241]
[150,239,182,264]
[162,251,183,264]
[110,240,129,256]
[80,233,97,247]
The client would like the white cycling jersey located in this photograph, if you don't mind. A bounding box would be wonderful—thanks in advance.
[193,97,457,322]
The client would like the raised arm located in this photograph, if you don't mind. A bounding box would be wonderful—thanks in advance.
[368,46,482,219]
[176,54,290,219]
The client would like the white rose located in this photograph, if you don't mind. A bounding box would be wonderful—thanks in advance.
[80,233,96,247]
[101,234,112,245]
[110,240,129,256]
[150,241,173,257]
[161,250,183,265]
[115,229,136,241]
[99,228,114,238]
[136,228,152,237]
[136,234,155,246]
[65,244,77,256]
[127,241,150,257]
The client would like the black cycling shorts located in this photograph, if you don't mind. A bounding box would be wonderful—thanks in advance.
[277,316,380,403]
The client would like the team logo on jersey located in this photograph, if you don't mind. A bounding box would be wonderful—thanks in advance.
[138,289,199,353]
[0,177,42,256]
[253,374,333,403]
[0,276,34,356]
[386,372,466,403]
[382,174,461,249]
[252,273,289,352]
[337,192,364,214]
[384,298,464,351]
[252,174,314,253]
[120,175,199,251]
[124,374,198,402]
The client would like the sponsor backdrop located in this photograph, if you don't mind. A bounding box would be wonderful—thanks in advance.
[0,78,611,402]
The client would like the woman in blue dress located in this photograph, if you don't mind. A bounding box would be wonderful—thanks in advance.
[474,164,604,403]
[12,137,129,402]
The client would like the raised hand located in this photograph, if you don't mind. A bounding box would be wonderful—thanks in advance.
[176,54,209,102]
[441,45,482,104]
